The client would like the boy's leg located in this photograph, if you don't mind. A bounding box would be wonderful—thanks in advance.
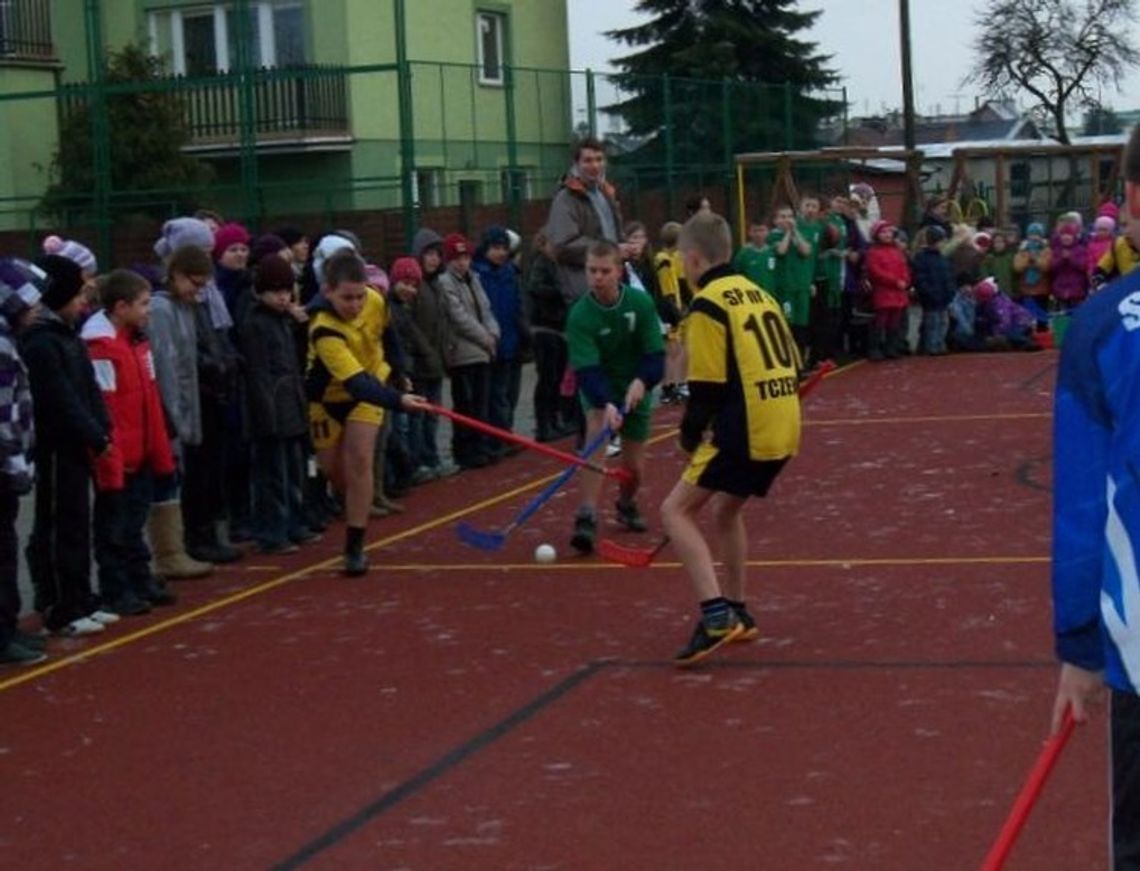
[92,487,139,612]
[614,435,648,532]
[569,407,608,553]
[1111,689,1140,868]
[43,451,98,630]
[340,418,381,575]
[253,439,290,549]
[122,472,173,606]
[0,486,20,647]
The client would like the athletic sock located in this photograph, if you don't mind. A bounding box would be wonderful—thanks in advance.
[345,525,365,553]
[699,597,732,631]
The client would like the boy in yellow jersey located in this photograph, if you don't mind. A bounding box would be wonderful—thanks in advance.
[661,212,803,666]
[654,221,688,404]
[307,250,428,575]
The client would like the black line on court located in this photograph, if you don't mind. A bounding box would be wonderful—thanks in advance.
[1014,454,1052,493]
[1017,361,1055,392]
[270,661,605,870]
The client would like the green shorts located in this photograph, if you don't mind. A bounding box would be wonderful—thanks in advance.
[580,394,653,442]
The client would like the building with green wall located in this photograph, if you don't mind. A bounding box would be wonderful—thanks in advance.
[0,0,573,229]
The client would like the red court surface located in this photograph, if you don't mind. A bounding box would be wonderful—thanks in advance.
[0,351,1107,869]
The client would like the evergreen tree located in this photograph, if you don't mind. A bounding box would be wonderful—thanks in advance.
[42,44,213,220]
[604,0,840,180]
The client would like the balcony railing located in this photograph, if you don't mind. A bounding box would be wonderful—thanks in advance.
[61,64,351,150]
[0,0,55,61]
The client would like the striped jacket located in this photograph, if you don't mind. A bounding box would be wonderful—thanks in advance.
[0,319,33,485]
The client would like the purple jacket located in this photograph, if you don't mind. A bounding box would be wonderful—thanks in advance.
[978,292,1035,338]
[1050,237,1089,302]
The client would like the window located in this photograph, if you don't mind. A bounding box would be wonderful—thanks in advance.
[414,169,441,208]
[500,167,530,202]
[150,1,304,75]
[1009,162,1031,198]
[476,10,505,86]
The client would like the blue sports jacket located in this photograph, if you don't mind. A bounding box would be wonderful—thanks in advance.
[1053,267,1140,692]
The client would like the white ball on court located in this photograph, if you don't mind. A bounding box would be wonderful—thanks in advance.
[534,543,557,564]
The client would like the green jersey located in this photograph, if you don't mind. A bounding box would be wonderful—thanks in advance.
[733,244,778,295]
[820,213,848,306]
[567,285,664,398]
[767,224,817,328]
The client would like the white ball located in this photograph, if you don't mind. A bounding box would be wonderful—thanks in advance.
[534,543,557,564]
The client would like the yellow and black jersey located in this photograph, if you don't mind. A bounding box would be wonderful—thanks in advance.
[655,248,692,311]
[306,286,395,412]
[680,264,801,462]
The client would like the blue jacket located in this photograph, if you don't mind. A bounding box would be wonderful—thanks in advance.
[472,256,523,362]
[912,248,956,311]
[1053,268,1140,692]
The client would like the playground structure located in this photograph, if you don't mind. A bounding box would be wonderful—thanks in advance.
[734,139,1127,238]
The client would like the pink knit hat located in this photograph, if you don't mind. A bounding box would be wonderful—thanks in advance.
[212,222,251,261]
[389,256,423,286]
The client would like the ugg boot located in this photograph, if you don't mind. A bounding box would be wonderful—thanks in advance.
[147,501,214,580]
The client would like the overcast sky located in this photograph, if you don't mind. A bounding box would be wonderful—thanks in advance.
[567,0,1140,118]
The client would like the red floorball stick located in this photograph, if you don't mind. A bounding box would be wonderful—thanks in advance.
[425,403,633,486]
[597,360,837,567]
[980,707,1077,871]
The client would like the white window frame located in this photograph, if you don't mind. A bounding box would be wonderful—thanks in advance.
[150,2,302,74]
[476,10,506,87]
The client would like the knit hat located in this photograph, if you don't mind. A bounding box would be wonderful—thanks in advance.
[973,276,998,302]
[1094,215,1117,234]
[333,228,364,253]
[870,220,895,241]
[41,235,96,273]
[481,226,511,250]
[0,258,46,321]
[443,233,472,261]
[1098,201,1120,222]
[411,227,444,258]
[35,254,85,310]
[274,225,306,248]
[390,256,423,286]
[254,255,296,294]
[313,234,358,286]
[1026,222,1045,238]
[249,233,288,267]
[212,222,251,261]
[154,217,214,259]
[365,263,389,291]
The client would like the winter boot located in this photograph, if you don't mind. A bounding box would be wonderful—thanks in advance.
[867,327,885,362]
[147,501,214,580]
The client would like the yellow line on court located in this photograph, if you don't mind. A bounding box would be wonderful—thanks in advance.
[382,555,1049,571]
[0,361,864,693]
[806,411,1050,427]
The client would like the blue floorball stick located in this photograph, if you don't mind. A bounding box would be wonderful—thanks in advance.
[456,423,616,552]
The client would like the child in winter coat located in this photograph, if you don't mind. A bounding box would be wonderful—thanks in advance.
[240,256,316,555]
[0,259,44,664]
[981,232,1016,295]
[1050,221,1089,309]
[912,226,956,355]
[863,220,911,361]
[973,277,1039,350]
[1087,216,1116,285]
[83,270,179,616]
[22,255,113,637]
[1013,222,1052,306]
[473,226,526,446]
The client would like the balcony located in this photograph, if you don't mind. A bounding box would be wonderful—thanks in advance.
[61,64,352,155]
[0,0,56,62]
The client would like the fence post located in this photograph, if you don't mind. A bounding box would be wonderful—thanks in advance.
[721,77,733,227]
[782,80,793,150]
[504,63,521,230]
[234,0,259,225]
[394,0,417,242]
[841,85,849,146]
[585,67,596,137]
[663,73,675,218]
[83,0,111,264]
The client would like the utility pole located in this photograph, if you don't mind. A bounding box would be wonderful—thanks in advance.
[899,0,916,152]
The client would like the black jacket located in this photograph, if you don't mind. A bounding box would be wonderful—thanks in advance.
[409,272,449,380]
[21,310,110,455]
[238,302,308,440]
[525,251,567,331]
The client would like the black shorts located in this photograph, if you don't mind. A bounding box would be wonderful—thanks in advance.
[683,443,788,498]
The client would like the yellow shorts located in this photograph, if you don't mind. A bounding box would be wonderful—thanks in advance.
[309,401,385,451]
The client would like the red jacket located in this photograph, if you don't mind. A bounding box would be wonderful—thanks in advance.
[81,311,176,490]
[864,242,912,310]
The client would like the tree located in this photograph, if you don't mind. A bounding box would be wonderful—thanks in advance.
[968,0,1137,145]
[603,1,840,182]
[42,44,213,219]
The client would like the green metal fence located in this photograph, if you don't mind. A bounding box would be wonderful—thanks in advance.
[0,4,847,263]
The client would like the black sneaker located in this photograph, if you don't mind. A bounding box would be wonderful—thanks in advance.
[615,498,648,533]
[731,604,760,642]
[141,580,178,607]
[13,629,47,651]
[674,619,744,667]
[1,640,47,666]
[106,594,152,617]
[570,512,597,554]
[343,547,369,577]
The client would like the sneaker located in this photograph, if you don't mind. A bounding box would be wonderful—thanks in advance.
[88,609,122,626]
[674,619,744,667]
[678,383,690,400]
[53,617,106,637]
[570,512,597,554]
[289,528,323,545]
[731,605,760,642]
[1,640,47,666]
[605,437,622,458]
[410,465,437,485]
[434,461,461,478]
[615,497,648,533]
[256,541,300,555]
[343,547,369,577]
[106,595,152,617]
[13,629,47,651]
[660,384,678,405]
[141,582,178,607]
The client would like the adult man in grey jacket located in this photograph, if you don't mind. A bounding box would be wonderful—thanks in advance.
[437,233,500,469]
[545,137,628,307]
